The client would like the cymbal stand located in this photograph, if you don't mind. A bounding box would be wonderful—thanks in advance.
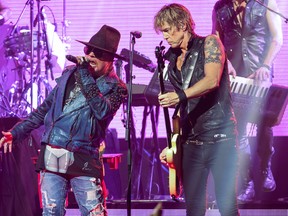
[5,0,35,114]
[36,5,54,99]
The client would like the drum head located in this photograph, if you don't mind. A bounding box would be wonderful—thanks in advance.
[3,26,43,57]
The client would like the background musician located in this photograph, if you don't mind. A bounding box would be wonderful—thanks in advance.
[212,0,283,203]
[155,3,240,216]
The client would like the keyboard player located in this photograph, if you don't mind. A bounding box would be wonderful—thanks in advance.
[212,0,283,203]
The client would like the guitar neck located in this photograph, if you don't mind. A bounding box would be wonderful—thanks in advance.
[172,105,181,134]
[159,68,172,148]
[163,107,172,148]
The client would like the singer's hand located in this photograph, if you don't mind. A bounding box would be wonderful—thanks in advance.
[76,56,90,66]
[0,131,13,153]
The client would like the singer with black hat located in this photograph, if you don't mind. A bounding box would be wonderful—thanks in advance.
[0,24,127,216]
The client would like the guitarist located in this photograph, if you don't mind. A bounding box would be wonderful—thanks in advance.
[154,3,240,216]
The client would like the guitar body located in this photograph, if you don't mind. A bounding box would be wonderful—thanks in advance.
[166,133,182,198]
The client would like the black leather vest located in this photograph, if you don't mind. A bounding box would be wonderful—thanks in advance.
[214,0,271,77]
[166,36,236,141]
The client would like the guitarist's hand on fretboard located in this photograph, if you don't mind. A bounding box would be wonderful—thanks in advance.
[158,92,180,108]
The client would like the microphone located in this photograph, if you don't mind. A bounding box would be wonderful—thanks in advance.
[66,55,90,64]
[66,55,78,64]
[130,31,142,38]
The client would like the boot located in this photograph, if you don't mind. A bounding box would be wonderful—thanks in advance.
[262,166,276,192]
[260,150,276,192]
[237,180,255,203]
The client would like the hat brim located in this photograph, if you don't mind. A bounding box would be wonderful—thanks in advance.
[76,40,126,61]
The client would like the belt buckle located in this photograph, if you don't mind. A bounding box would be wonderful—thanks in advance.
[186,140,204,145]
[195,140,204,145]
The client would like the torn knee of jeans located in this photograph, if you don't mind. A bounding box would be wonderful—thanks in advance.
[89,203,105,215]
[45,201,57,209]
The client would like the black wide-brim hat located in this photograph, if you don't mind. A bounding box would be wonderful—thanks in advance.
[76,25,125,61]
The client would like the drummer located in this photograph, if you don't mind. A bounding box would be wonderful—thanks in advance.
[0,1,11,26]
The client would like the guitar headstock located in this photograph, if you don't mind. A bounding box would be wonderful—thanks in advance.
[155,41,166,70]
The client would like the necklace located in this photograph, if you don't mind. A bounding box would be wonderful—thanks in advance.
[64,81,81,106]
[233,0,246,28]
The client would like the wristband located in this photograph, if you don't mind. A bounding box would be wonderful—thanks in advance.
[262,64,271,71]
[176,89,187,103]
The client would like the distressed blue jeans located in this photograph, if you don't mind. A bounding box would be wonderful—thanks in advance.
[182,139,239,216]
[40,171,106,216]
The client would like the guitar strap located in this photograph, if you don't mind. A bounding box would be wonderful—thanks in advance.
[182,38,204,90]
[174,38,205,134]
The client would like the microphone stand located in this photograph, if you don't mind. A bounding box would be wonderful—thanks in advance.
[254,0,288,23]
[29,0,35,111]
[126,33,138,216]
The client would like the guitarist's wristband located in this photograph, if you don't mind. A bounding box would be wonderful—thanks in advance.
[176,89,187,103]
[261,64,271,71]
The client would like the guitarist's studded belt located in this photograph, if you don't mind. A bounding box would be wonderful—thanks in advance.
[185,138,233,145]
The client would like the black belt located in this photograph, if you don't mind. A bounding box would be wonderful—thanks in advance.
[185,138,233,145]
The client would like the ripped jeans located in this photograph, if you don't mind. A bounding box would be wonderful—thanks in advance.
[40,171,106,216]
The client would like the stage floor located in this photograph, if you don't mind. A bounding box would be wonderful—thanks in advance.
[66,199,288,216]
[66,208,288,216]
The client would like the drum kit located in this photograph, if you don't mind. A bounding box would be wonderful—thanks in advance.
[0,2,66,118]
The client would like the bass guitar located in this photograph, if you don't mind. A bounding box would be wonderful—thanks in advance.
[155,42,182,198]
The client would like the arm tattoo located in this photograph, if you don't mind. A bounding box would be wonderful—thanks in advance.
[204,36,223,64]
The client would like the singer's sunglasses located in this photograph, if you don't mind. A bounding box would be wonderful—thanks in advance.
[84,46,105,59]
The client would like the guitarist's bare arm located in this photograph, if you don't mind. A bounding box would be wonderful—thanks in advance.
[159,35,226,109]
[184,35,225,98]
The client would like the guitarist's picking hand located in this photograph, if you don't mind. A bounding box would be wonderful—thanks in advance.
[158,92,179,107]
[160,147,168,164]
